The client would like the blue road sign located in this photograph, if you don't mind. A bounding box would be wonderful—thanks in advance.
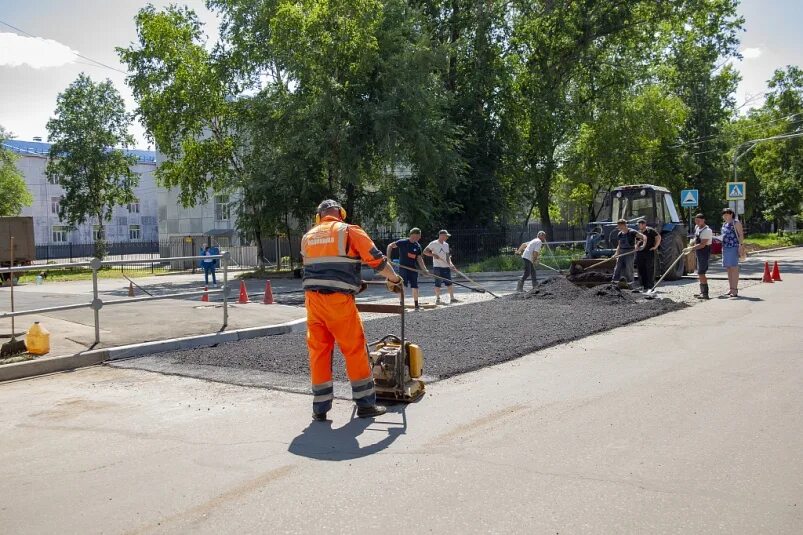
[726,181,746,200]
[680,189,699,207]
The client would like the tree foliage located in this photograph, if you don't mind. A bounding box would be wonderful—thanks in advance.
[46,74,138,258]
[0,126,33,217]
[735,66,803,227]
[117,0,803,238]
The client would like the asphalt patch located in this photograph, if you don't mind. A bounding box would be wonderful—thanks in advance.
[120,277,685,386]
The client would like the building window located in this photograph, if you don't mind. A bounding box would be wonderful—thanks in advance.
[127,199,140,214]
[215,195,231,222]
[47,175,61,185]
[52,226,67,243]
[50,197,61,216]
[93,225,104,242]
[129,225,141,241]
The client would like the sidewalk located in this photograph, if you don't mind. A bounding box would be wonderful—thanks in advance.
[0,271,307,359]
[0,249,800,533]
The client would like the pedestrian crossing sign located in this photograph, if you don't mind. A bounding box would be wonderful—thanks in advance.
[726,181,746,200]
[680,189,699,207]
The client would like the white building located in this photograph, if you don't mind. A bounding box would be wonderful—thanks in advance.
[155,151,242,248]
[2,139,159,245]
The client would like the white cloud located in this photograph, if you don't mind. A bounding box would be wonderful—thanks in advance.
[742,47,762,60]
[0,32,78,69]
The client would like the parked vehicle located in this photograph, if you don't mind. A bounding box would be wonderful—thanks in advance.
[0,217,35,282]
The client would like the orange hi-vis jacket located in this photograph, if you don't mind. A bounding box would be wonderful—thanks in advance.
[301,216,387,294]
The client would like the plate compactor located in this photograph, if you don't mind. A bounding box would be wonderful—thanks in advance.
[356,282,425,402]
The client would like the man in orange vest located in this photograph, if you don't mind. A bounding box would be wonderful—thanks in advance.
[301,199,403,421]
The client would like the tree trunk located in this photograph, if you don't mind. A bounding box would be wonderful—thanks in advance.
[344,182,356,224]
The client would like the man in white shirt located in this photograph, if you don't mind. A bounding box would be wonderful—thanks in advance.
[424,229,459,305]
[515,231,545,291]
[691,213,713,299]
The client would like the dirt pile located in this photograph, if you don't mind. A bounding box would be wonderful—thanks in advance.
[566,271,612,284]
[515,276,635,304]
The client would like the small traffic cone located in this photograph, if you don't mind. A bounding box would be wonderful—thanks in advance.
[201,286,209,302]
[128,282,135,297]
[238,280,250,304]
[771,261,782,281]
[762,261,774,283]
[263,280,274,304]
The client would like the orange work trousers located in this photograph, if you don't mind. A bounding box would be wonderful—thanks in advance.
[305,291,375,413]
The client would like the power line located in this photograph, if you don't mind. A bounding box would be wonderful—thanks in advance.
[670,112,803,149]
[0,18,128,75]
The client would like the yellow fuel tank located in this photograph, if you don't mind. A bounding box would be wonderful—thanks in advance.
[406,343,423,378]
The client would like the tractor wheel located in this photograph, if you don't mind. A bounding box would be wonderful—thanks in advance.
[659,231,686,281]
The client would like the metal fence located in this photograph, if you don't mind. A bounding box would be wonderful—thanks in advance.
[1,253,232,346]
[27,225,590,273]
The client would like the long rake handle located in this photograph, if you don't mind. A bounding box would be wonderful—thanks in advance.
[454,268,500,298]
[397,264,486,294]
[648,249,691,293]
[583,249,637,271]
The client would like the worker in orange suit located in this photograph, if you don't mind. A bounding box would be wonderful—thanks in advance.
[301,199,403,421]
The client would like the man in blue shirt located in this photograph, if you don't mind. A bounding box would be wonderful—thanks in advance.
[387,228,428,309]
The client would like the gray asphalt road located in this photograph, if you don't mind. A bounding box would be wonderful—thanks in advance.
[1,249,801,534]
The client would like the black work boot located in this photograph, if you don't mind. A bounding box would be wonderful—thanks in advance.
[356,405,387,418]
[694,283,706,299]
[516,280,524,292]
[312,412,328,422]
[701,283,710,300]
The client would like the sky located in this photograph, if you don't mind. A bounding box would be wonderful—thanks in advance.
[0,0,801,149]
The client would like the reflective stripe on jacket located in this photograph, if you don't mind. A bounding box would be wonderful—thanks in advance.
[301,217,386,294]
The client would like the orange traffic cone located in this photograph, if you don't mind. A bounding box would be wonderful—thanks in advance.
[771,261,782,281]
[263,280,274,304]
[128,282,135,297]
[201,286,209,302]
[238,280,250,304]
[762,261,774,283]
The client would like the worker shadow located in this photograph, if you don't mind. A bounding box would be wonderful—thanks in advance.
[287,405,407,461]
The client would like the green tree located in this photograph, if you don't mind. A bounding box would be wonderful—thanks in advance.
[749,66,803,228]
[0,126,33,216]
[561,86,690,225]
[120,1,459,240]
[509,1,679,235]
[46,74,138,258]
[659,0,743,221]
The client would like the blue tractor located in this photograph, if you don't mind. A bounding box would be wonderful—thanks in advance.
[569,184,689,281]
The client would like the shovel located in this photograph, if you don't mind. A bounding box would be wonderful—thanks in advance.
[1,237,27,358]
[644,248,693,300]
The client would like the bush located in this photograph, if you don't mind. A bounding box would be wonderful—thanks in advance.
[744,231,803,248]
[464,251,577,273]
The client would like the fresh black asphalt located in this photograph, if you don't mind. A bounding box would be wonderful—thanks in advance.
[117,277,685,386]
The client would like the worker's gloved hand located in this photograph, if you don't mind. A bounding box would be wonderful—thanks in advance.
[386,277,403,294]
[358,281,368,294]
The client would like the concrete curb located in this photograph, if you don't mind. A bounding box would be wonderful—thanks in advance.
[0,318,307,383]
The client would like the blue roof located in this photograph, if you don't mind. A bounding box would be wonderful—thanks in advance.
[1,139,156,164]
